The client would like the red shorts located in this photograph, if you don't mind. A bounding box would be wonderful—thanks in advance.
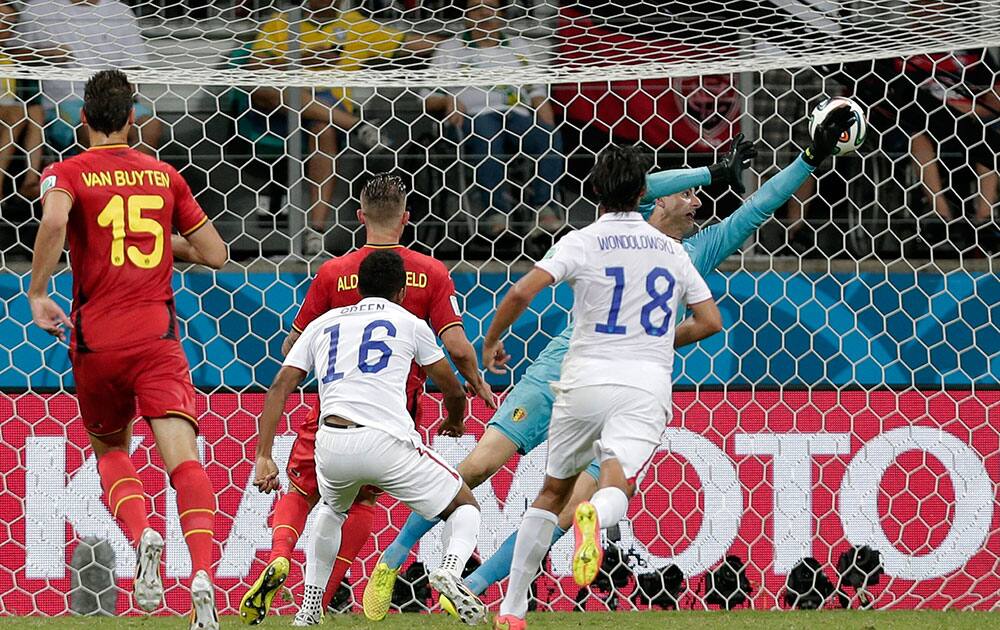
[286,385,423,499]
[71,339,197,438]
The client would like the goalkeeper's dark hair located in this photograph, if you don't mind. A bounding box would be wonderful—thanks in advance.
[589,144,652,213]
[361,173,408,226]
[358,250,407,301]
[83,70,135,135]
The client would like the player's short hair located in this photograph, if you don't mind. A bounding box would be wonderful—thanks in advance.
[358,249,406,300]
[589,145,652,213]
[83,70,134,136]
[360,173,407,225]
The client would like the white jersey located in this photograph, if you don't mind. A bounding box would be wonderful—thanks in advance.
[284,297,444,444]
[535,212,713,408]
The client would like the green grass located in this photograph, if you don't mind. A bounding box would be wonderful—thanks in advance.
[2,611,1000,630]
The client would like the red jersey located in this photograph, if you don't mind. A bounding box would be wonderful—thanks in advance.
[40,144,208,353]
[292,244,463,411]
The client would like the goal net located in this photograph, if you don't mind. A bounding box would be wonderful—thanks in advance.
[1,0,999,618]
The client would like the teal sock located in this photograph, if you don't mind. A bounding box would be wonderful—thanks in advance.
[382,512,439,570]
[466,525,567,594]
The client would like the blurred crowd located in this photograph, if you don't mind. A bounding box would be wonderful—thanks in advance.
[0,0,997,261]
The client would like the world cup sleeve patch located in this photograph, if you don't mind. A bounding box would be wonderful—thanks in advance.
[40,175,56,198]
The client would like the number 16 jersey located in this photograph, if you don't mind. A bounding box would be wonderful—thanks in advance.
[284,297,445,446]
[40,144,208,353]
[535,211,712,409]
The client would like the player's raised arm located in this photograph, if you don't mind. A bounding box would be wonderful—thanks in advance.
[482,267,554,374]
[27,185,73,341]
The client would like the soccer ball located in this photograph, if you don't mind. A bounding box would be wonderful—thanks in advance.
[808,96,867,156]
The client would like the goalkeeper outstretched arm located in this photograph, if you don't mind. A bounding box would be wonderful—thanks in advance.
[683,104,856,274]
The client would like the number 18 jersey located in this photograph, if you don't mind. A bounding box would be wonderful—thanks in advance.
[535,211,712,409]
[40,144,208,353]
[284,297,445,446]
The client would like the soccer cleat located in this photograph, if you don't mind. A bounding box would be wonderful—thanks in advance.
[428,568,487,626]
[363,558,399,621]
[133,527,164,612]
[189,570,219,630]
[239,556,290,625]
[493,614,527,629]
[291,605,323,627]
[439,593,458,619]
[572,501,603,587]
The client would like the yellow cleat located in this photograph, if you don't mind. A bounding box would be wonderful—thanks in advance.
[438,593,458,619]
[239,557,289,626]
[572,501,603,587]
[363,560,399,621]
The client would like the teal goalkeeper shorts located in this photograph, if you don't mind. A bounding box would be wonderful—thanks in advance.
[488,374,601,481]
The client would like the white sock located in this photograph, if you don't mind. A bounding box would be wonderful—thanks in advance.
[499,507,557,619]
[440,504,479,576]
[590,487,629,528]
[304,503,346,590]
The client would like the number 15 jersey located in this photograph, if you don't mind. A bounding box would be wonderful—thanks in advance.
[284,297,445,446]
[40,144,208,353]
[535,211,712,409]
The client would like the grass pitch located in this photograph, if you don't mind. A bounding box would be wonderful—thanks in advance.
[1,611,999,630]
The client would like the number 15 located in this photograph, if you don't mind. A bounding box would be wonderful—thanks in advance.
[97,194,165,269]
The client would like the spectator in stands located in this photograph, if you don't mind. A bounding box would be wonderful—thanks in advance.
[0,2,43,198]
[890,49,999,254]
[249,0,437,255]
[16,0,162,155]
[423,0,564,239]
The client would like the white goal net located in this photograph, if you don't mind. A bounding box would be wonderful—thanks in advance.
[0,0,998,618]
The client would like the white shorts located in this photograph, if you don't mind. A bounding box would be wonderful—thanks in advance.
[546,384,666,483]
[314,425,463,518]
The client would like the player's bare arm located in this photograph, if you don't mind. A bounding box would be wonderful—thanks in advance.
[674,299,723,348]
[482,267,554,374]
[281,330,301,357]
[171,221,227,269]
[254,365,306,494]
[440,326,496,409]
[27,190,73,341]
[422,357,468,437]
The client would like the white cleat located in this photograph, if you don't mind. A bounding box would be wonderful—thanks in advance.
[133,528,164,612]
[189,570,219,630]
[428,568,487,626]
[291,605,323,626]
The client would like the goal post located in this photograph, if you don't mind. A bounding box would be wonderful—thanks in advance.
[1,0,999,617]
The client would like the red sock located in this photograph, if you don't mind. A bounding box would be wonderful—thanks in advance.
[170,460,216,579]
[97,451,150,544]
[269,491,311,563]
[323,502,375,607]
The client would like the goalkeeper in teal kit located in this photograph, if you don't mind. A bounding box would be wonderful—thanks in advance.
[361,106,856,620]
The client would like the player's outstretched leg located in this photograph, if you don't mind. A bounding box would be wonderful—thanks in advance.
[376,427,521,586]
[427,485,487,626]
[293,504,346,627]
[94,438,161,612]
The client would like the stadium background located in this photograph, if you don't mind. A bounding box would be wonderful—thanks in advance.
[0,0,999,619]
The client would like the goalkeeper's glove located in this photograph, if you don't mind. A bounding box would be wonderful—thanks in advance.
[804,105,856,167]
[708,132,756,195]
